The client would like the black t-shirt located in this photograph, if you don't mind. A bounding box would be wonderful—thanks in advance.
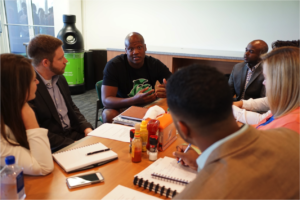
[103,54,172,98]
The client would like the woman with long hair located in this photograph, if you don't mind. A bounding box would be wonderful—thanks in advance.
[0,54,53,175]
[254,47,299,132]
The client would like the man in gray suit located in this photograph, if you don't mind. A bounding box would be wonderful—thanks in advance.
[167,64,299,199]
[228,40,268,101]
[28,35,93,152]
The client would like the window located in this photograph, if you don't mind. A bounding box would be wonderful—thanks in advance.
[1,0,54,55]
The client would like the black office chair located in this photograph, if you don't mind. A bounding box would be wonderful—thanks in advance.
[95,80,103,127]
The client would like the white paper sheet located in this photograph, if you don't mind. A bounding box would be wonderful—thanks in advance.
[88,123,133,143]
[102,185,162,200]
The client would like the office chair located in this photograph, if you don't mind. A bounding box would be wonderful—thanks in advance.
[95,80,104,127]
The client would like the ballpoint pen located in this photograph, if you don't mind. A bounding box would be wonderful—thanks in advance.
[87,148,111,156]
[177,144,191,164]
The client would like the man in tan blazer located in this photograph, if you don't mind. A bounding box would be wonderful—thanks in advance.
[166,64,299,199]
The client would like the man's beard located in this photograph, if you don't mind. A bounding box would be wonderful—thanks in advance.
[49,63,64,75]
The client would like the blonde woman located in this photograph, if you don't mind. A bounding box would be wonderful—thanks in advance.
[254,47,299,133]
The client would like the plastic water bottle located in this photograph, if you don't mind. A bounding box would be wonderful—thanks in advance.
[0,156,26,199]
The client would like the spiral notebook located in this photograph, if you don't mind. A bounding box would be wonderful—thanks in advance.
[52,142,118,173]
[134,156,197,198]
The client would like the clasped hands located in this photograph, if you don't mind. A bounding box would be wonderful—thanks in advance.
[133,79,167,104]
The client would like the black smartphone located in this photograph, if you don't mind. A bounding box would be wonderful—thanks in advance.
[66,172,104,189]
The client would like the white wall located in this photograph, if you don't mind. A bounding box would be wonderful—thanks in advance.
[57,0,299,52]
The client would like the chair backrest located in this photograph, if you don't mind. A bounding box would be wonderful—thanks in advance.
[95,80,104,108]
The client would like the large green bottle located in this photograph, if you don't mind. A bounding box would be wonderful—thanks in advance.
[57,15,85,95]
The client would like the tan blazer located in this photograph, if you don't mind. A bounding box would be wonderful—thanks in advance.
[174,126,299,199]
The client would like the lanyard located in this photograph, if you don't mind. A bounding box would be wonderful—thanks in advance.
[256,115,275,129]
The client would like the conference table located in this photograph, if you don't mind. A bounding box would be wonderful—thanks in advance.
[23,99,185,199]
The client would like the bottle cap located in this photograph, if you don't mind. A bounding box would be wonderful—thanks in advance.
[5,156,15,165]
[140,120,147,130]
[150,136,158,145]
[63,15,76,23]
[135,123,140,131]
[130,129,135,139]
[149,150,158,161]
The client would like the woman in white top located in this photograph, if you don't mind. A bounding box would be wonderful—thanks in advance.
[1,54,53,175]
[232,97,271,125]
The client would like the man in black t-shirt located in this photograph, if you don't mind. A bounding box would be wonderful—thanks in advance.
[102,32,172,123]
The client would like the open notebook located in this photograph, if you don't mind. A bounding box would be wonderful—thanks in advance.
[52,142,118,173]
[134,156,197,198]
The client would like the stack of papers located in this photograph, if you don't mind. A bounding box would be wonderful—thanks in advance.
[112,106,148,126]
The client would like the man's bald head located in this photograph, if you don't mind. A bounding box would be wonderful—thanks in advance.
[244,39,268,67]
[125,32,145,47]
[249,40,269,55]
[124,32,147,68]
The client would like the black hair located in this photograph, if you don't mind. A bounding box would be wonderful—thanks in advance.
[167,64,233,127]
[1,54,33,149]
[272,40,300,49]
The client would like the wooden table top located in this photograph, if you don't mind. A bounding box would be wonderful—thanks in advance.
[24,98,184,199]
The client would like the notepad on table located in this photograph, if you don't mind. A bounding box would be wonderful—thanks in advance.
[52,142,118,173]
[133,156,197,198]
[102,185,162,200]
[88,123,132,143]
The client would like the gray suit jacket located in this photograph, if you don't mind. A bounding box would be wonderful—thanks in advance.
[228,62,265,101]
[174,126,299,199]
[29,73,93,152]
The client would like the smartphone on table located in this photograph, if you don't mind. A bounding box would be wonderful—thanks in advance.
[66,172,104,189]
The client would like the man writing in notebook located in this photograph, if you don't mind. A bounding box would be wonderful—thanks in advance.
[101,32,172,123]
[167,64,299,199]
[28,35,93,152]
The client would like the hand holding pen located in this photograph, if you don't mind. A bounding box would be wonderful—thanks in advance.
[173,144,199,171]
[177,144,191,163]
